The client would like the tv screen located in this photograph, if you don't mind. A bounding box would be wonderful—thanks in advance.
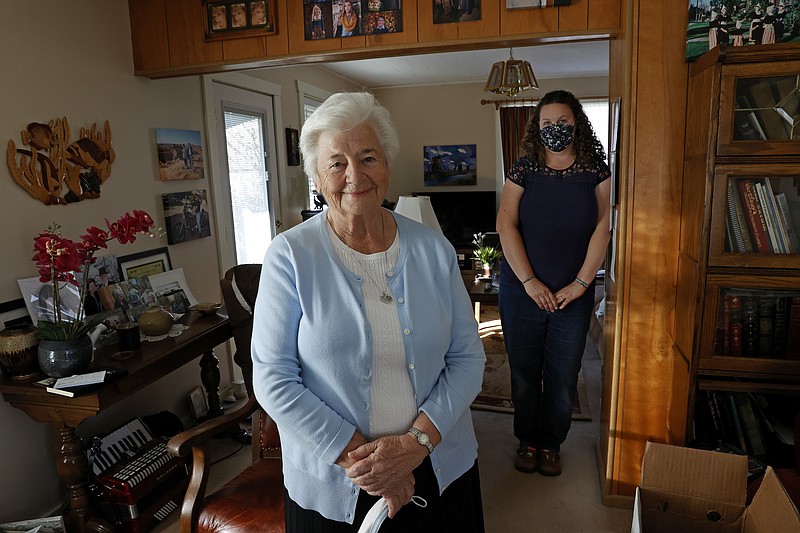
[412,191,497,248]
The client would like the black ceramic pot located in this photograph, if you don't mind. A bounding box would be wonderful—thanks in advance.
[38,336,93,378]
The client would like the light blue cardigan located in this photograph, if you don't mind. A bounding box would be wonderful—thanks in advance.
[251,211,486,524]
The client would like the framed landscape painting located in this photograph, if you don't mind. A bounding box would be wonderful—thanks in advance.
[423,144,477,186]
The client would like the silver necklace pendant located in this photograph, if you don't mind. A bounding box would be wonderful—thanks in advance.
[380,292,393,304]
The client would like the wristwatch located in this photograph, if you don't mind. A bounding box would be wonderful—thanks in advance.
[407,427,433,454]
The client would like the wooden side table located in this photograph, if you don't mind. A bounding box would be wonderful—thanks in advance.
[0,311,232,533]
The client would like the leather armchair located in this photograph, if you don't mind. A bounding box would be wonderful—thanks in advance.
[167,264,285,533]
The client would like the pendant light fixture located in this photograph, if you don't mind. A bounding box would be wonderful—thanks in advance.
[484,48,539,99]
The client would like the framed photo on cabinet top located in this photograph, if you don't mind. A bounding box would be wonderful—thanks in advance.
[204,0,276,41]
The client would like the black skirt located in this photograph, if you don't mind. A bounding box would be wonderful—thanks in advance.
[284,457,485,533]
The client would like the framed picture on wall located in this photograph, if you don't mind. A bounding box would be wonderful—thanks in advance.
[204,0,276,40]
[161,190,212,245]
[684,2,800,61]
[286,128,300,166]
[303,0,403,40]
[155,128,204,181]
[423,144,477,186]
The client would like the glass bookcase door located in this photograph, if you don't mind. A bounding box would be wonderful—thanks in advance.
[700,274,800,380]
[733,76,799,142]
[718,60,800,156]
[710,164,800,268]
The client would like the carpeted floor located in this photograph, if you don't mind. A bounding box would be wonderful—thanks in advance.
[471,314,591,421]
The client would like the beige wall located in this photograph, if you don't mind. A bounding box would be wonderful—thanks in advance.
[0,0,607,521]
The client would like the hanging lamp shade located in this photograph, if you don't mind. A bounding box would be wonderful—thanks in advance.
[484,49,539,99]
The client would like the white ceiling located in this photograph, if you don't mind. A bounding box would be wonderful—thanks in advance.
[318,41,609,89]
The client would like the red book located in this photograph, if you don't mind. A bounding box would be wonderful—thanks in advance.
[725,294,742,357]
[737,179,772,253]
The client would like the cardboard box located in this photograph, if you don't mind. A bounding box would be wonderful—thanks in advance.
[632,442,800,533]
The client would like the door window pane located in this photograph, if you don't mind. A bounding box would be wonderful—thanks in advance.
[224,110,272,264]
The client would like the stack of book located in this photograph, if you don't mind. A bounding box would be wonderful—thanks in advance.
[726,177,799,254]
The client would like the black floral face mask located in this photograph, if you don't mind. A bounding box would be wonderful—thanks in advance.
[539,123,575,153]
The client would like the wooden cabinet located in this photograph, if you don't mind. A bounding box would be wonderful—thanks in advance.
[676,43,800,466]
[128,0,621,77]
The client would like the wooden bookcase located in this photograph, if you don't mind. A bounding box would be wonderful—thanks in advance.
[675,43,800,468]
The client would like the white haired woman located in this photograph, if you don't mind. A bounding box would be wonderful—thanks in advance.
[251,92,486,532]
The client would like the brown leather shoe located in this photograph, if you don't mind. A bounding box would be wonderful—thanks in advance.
[539,449,562,476]
[514,445,538,473]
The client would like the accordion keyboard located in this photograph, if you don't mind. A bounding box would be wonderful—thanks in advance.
[112,440,172,488]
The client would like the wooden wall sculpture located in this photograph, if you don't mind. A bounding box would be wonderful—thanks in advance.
[7,118,115,205]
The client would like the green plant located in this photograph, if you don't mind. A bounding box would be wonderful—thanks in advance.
[472,232,502,267]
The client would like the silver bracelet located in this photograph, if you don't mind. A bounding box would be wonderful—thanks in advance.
[574,277,589,289]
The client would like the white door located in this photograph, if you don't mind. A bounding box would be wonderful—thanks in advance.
[209,81,280,272]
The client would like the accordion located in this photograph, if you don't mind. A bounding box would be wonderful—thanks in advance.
[89,418,188,533]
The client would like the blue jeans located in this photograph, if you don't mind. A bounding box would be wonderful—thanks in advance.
[498,278,594,451]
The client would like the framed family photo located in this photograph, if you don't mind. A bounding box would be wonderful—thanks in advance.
[204,0,276,40]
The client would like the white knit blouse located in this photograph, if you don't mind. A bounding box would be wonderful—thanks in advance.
[327,223,417,438]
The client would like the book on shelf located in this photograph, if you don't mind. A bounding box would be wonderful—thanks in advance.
[726,392,748,453]
[723,293,743,356]
[763,178,793,253]
[734,94,768,141]
[741,294,760,357]
[775,192,799,252]
[757,295,776,357]
[733,392,767,457]
[786,296,800,360]
[774,295,789,358]
[754,180,785,253]
[754,181,779,252]
[707,391,729,444]
[726,179,753,253]
[737,179,772,253]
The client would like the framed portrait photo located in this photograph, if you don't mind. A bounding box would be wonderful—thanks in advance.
[204,0,276,40]
[118,248,173,281]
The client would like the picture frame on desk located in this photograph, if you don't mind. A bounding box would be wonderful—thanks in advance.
[118,247,172,281]
[187,385,209,421]
[17,276,82,326]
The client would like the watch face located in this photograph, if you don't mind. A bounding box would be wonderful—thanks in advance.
[418,433,430,445]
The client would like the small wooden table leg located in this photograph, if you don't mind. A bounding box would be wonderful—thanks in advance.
[54,425,114,532]
[200,349,222,418]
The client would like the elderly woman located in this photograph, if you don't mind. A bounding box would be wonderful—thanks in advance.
[251,92,486,532]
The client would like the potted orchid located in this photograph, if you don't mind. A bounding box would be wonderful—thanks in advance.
[32,210,157,376]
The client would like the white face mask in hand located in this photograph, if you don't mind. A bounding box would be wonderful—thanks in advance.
[357,495,427,533]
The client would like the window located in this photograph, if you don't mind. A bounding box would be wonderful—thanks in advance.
[297,81,331,208]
